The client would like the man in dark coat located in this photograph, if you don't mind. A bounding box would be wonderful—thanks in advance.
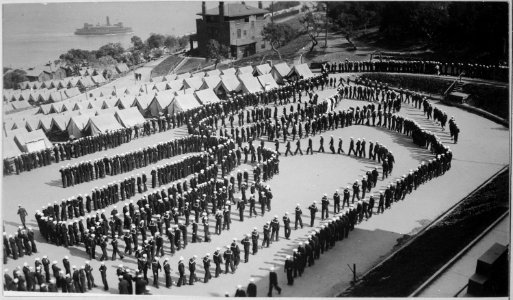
[246,278,257,297]
[118,275,130,294]
[267,266,282,296]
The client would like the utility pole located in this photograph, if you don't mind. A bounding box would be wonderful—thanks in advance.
[271,1,274,25]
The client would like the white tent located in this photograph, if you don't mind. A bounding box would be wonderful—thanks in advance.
[132,94,154,114]
[84,114,123,136]
[147,90,174,117]
[253,63,272,76]
[237,65,254,75]
[200,75,221,90]
[257,73,279,91]
[221,68,236,76]
[271,62,292,84]
[115,96,136,109]
[167,79,184,91]
[14,129,53,152]
[214,74,242,98]
[192,72,206,78]
[115,107,146,128]
[183,77,204,91]
[176,72,191,80]
[3,136,22,159]
[239,74,263,94]
[195,89,221,105]
[168,94,202,115]
[206,69,222,77]
[287,63,315,79]
[25,117,41,132]
[66,115,90,138]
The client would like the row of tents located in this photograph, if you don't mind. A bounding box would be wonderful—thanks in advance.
[3,87,82,103]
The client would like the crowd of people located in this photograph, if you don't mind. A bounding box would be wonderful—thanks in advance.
[5,64,459,295]
[321,59,508,82]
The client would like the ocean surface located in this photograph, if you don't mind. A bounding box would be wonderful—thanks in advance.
[3,1,268,69]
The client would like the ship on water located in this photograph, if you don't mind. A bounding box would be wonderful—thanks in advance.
[75,16,133,35]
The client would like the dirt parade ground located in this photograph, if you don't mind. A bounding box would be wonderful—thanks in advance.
[2,74,509,297]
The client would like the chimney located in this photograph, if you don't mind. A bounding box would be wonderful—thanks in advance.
[202,1,206,17]
[258,1,262,9]
[241,1,245,4]
[219,2,224,23]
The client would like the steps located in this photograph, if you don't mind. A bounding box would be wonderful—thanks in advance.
[453,81,465,92]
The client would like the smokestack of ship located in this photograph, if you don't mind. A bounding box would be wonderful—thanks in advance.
[219,2,224,23]
[258,1,262,9]
[202,1,206,17]
[106,16,110,26]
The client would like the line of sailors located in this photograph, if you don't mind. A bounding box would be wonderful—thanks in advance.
[3,227,38,263]
[322,59,508,82]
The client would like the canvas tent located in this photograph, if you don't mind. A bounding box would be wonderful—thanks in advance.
[195,89,221,105]
[206,69,221,77]
[253,63,272,76]
[147,90,174,117]
[14,129,53,153]
[3,137,22,159]
[237,65,254,75]
[168,94,202,115]
[83,114,123,136]
[214,75,242,99]
[183,77,204,91]
[25,117,42,132]
[167,80,184,91]
[239,74,263,94]
[114,107,146,128]
[91,74,107,85]
[257,73,279,91]
[200,76,221,90]
[221,68,236,76]
[176,72,191,80]
[192,72,206,79]
[66,115,90,138]
[287,63,315,79]
[271,62,291,84]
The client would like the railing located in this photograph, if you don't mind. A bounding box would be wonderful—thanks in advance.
[443,71,466,98]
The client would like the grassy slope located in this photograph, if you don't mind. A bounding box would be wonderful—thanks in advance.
[150,55,184,78]
[341,168,509,297]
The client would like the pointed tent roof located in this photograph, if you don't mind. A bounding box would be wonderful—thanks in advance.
[271,62,291,83]
[5,127,28,138]
[194,89,221,105]
[38,115,54,132]
[221,68,236,76]
[25,117,42,132]
[115,63,130,73]
[174,88,195,96]
[152,81,170,92]
[216,74,242,93]
[167,79,184,91]
[38,104,53,115]
[192,72,206,79]
[206,69,221,77]
[64,87,81,98]
[95,107,119,116]
[200,75,221,90]
[115,95,136,109]
[78,76,95,88]
[3,136,22,158]
[114,107,146,128]
[150,75,165,83]
[176,72,191,80]
[11,100,32,110]
[147,90,174,117]
[257,73,279,91]
[287,63,314,79]
[253,63,272,76]
[164,74,177,81]
[183,77,204,90]
[66,115,90,139]
[84,114,123,136]
[18,81,31,90]
[4,119,19,131]
[49,90,66,102]
[91,74,107,85]
[239,73,263,94]
[168,93,202,115]
[101,98,119,109]
[237,65,254,75]
[50,114,69,131]
[132,93,154,112]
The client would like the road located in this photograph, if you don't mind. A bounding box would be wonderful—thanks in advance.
[2,74,509,296]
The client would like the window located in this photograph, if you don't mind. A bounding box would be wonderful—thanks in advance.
[237,29,241,38]
[245,17,249,22]
[261,42,266,49]
[243,30,247,36]
[251,21,255,28]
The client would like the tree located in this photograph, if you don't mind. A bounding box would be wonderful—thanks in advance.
[261,23,296,60]
[3,69,27,90]
[146,33,166,50]
[164,35,178,51]
[178,36,190,49]
[131,35,145,51]
[96,43,125,61]
[98,55,118,67]
[206,39,229,68]
[299,10,326,52]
